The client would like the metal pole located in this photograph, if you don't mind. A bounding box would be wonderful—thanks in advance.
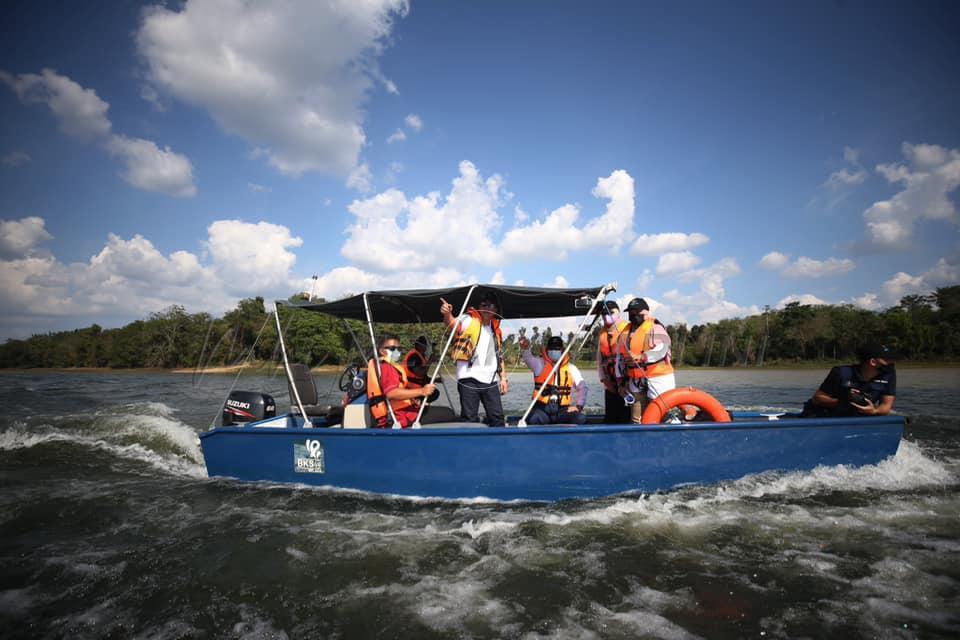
[363,292,400,429]
[412,285,478,428]
[518,283,615,427]
[274,302,308,426]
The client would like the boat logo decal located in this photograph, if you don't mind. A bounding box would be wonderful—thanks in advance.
[294,438,325,474]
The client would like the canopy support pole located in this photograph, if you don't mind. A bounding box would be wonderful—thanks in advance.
[363,292,401,429]
[275,302,308,426]
[517,283,616,427]
[412,284,478,428]
[341,318,370,363]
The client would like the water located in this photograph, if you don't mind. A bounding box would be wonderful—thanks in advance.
[1,368,958,639]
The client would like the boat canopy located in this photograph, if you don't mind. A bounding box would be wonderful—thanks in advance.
[279,284,607,323]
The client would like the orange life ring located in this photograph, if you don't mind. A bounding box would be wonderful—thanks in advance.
[640,387,731,424]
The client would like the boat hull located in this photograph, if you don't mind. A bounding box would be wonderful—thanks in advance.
[199,415,904,501]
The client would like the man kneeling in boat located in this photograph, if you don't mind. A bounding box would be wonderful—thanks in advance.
[801,342,897,418]
[519,335,588,425]
[367,334,439,428]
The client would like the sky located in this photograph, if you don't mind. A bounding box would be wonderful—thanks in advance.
[1,0,958,340]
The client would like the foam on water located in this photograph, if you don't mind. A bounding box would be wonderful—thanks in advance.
[0,405,207,479]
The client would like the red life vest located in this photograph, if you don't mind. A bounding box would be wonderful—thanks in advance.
[366,358,417,428]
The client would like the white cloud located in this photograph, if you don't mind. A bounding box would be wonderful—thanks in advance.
[548,275,569,288]
[247,183,271,193]
[864,142,960,247]
[386,129,407,144]
[656,251,701,275]
[498,169,635,261]
[663,258,757,324]
[404,113,423,132]
[851,292,881,310]
[106,135,196,198]
[825,145,867,190]
[881,258,960,304]
[342,160,506,271]
[346,163,374,193]
[1,68,111,140]
[384,161,404,184]
[630,232,709,256]
[759,251,789,270]
[2,151,31,167]
[0,216,53,260]
[781,256,855,278]
[776,293,828,307]
[490,271,506,285]
[2,68,196,197]
[206,220,303,295]
[137,0,409,178]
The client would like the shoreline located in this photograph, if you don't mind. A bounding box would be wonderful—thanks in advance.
[1,361,957,374]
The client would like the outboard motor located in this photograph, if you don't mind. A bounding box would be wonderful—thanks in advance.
[222,391,276,426]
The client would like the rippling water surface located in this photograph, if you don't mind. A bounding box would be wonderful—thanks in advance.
[1,368,958,639]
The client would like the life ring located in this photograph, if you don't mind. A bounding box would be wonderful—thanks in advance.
[641,387,731,424]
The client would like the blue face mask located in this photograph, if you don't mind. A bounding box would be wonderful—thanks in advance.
[878,363,895,376]
[547,349,563,361]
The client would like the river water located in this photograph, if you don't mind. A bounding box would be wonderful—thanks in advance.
[1,368,958,639]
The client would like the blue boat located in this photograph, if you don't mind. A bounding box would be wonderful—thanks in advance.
[199,284,904,501]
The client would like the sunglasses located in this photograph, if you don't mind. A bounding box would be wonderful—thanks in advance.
[479,301,496,309]
[385,345,401,351]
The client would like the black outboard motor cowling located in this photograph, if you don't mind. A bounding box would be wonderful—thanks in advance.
[222,391,276,426]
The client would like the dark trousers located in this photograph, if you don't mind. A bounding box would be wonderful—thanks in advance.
[458,378,505,427]
[604,388,631,424]
[527,405,587,425]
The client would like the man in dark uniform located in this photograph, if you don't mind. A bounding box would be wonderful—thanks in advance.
[802,342,897,417]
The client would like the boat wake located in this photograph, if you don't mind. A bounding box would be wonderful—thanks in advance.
[0,402,206,479]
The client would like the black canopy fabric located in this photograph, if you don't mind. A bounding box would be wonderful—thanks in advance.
[279,284,609,324]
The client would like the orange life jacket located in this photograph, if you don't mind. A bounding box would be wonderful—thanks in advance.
[451,309,503,368]
[619,318,674,380]
[402,348,428,387]
[532,352,573,406]
[598,319,630,382]
[366,358,417,427]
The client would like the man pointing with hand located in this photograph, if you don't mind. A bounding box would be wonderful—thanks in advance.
[441,291,507,427]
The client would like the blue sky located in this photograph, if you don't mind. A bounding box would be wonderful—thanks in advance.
[1,0,958,340]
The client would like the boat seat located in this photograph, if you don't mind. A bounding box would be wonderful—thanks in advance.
[287,363,329,417]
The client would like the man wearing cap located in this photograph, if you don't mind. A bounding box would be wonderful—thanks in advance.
[616,297,676,423]
[596,300,631,423]
[440,290,507,426]
[402,335,432,388]
[802,342,897,417]
[519,335,588,425]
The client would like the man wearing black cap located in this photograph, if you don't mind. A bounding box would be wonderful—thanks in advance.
[440,290,507,426]
[802,342,897,417]
[617,297,676,423]
[596,300,631,423]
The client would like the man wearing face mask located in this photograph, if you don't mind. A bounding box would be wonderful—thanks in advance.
[595,300,631,423]
[801,342,897,417]
[617,297,676,423]
[519,335,588,425]
[367,334,437,428]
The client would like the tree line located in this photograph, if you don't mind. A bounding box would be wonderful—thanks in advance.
[1,286,957,370]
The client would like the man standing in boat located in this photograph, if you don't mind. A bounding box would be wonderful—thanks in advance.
[441,291,507,427]
[802,342,897,417]
[519,335,587,425]
[616,297,676,423]
[595,300,631,423]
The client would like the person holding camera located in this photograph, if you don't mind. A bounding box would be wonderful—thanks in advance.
[801,342,897,417]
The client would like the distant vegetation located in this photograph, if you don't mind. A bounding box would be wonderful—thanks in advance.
[1,286,958,370]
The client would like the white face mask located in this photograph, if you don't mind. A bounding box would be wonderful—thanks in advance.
[603,313,618,327]
[547,349,563,361]
[385,348,402,363]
